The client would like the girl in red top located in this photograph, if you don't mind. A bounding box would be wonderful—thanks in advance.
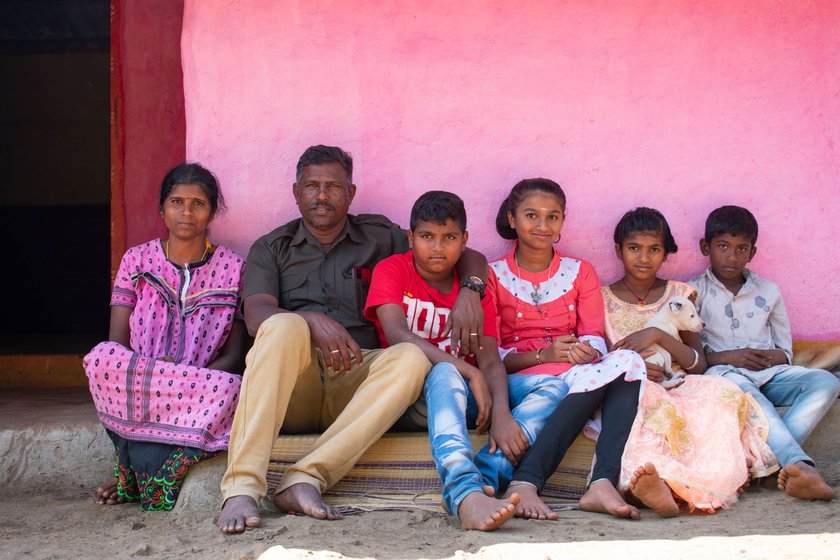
[489,178,647,520]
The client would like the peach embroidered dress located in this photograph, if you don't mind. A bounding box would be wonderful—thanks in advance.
[602,281,778,512]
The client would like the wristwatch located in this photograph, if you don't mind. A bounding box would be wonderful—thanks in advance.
[459,275,486,299]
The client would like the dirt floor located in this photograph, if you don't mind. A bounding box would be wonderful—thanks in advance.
[3,476,839,560]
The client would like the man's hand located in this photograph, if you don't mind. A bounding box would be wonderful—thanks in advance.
[300,311,363,372]
[459,363,492,433]
[488,412,529,465]
[707,348,774,371]
[444,289,483,357]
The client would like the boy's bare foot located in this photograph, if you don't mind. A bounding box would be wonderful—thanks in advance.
[501,483,559,520]
[626,463,679,517]
[218,495,262,533]
[580,478,640,519]
[456,491,519,531]
[274,482,342,519]
[778,462,834,501]
[92,475,125,505]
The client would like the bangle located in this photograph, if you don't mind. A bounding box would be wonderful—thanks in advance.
[686,348,700,370]
[535,348,542,365]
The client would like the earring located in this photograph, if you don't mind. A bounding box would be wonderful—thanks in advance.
[554,234,561,244]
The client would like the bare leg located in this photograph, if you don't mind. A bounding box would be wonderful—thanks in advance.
[274,482,342,520]
[501,483,559,520]
[626,464,679,518]
[580,478,640,519]
[218,495,262,534]
[457,491,519,531]
[92,475,126,506]
[778,462,834,501]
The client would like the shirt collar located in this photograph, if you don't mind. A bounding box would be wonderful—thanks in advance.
[703,266,757,296]
[289,215,361,247]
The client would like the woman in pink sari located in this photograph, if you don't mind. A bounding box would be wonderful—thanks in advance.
[86,163,246,510]
[603,207,777,516]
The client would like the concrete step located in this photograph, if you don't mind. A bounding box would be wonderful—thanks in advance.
[2,388,838,511]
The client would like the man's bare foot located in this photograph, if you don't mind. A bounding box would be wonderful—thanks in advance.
[501,483,559,520]
[778,462,834,501]
[218,495,262,533]
[456,491,519,531]
[274,483,342,519]
[580,478,640,519]
[92,475,125,505]
[626,463,679,517]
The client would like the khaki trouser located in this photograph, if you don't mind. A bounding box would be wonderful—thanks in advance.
[220,313,429,502]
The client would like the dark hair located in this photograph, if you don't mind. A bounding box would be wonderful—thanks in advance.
[409,190,467,232]
[613,207,679,254]
[159,162,225,216]
[495,178,566,240]
[296,145,353,183]
[704,205,758,244]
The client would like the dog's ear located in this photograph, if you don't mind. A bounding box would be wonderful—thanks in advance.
[669,300,683,314]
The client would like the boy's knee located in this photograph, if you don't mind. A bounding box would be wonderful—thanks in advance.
[809,369,840,397]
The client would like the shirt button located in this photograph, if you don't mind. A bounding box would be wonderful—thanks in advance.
[516,312,523,318]
[568,304,575,310]
[514,336,520,341]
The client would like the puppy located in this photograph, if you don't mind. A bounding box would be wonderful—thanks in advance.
[643,296,704,389]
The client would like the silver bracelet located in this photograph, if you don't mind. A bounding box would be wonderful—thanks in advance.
[686,348,700,370]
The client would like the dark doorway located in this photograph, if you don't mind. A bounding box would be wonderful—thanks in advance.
[0,0,110,353]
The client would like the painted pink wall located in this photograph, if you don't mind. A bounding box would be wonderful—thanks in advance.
[122,0,185,247]
[181,0,840,340]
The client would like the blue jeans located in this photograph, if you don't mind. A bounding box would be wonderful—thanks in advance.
[722,366,840,467]
[424,362,569,514]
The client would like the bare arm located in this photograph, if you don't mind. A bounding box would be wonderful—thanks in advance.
[376,303,491,431]
[108,305,132,348]
[612,327,707,374]
[502,335,584,373]
[445,248,488,357]
[205,320,247,374]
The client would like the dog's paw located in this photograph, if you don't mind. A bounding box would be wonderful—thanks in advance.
[660,377,685,390]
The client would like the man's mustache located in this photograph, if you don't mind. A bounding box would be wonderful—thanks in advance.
[309,202,336,211]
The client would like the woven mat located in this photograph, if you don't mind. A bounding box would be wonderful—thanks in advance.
[266,432,594,515]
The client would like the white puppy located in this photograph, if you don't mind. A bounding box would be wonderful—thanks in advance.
[642,296,704,389]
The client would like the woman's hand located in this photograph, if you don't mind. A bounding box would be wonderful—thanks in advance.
[643,358,665,382]
[612,327,663,353]
[568,340,600,365]
[543,335,579,363]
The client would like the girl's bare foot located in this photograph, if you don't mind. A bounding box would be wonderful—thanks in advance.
[778,462,834,501]
[274,482,342,519]
[580,478,640,519]
[502,483,559,520]
[626,463,679,517]
[92,475,126,505]
[218,495,262,533]
[457,491,519,531]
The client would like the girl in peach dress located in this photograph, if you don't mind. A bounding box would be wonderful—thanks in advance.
[603,208,777,515]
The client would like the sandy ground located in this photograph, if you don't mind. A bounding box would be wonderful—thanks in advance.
[3,477,839,560]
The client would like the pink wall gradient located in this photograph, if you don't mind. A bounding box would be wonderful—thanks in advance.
[181,0,840,340]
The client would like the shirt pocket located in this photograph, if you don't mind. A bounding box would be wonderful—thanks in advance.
[343,267,372,321]
[279,273,310,311]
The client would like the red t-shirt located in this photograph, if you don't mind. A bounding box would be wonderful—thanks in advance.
[364,251,498,355]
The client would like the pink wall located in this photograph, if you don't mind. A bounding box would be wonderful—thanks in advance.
[181,0,840,340]
[121,0,186,248]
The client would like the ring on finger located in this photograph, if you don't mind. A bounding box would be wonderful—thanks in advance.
[330,349,341,354]
[469,332,478,336]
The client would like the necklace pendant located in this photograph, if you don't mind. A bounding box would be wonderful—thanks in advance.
[637,299,646,306]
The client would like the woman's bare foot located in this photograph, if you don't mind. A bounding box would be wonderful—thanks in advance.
[274,483,342,519]
[501,483,559,520]
[626,463,679,518]
[92,475,125,505]
[778,462,835,501]
[218,495,262,534]
[580,478,640,519]
[456,491,519,531]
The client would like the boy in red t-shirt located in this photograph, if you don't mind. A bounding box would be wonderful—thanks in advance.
[364,191,568,531]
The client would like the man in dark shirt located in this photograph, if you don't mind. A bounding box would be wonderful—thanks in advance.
[219,145,487,533]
